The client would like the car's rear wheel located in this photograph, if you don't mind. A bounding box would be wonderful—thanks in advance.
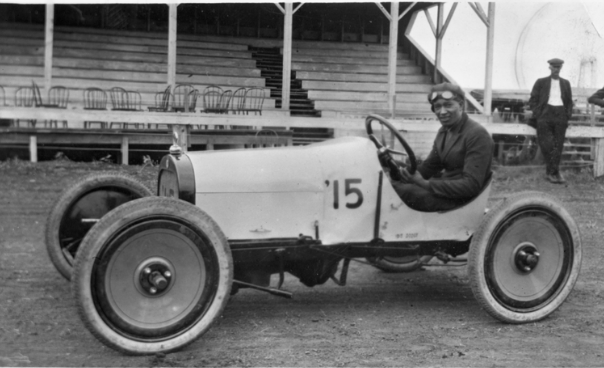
[366,255,433,272]
[468,191,581,323]
[45,172,152,280]
[73,197,233,355]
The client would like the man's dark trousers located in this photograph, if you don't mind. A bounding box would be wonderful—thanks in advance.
[392,182,467,212]
[537,105,568,176]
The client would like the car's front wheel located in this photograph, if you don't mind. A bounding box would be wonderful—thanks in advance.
[468,191,581,323]
[73,197,233,354]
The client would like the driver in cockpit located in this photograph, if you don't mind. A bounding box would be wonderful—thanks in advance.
[392,83,494,212]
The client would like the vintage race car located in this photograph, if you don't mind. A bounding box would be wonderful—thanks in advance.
[47,115,582,355]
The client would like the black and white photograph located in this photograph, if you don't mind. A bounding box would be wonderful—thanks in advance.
[0,1,603,366]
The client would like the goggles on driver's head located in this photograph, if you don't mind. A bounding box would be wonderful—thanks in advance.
[429,91,455,103]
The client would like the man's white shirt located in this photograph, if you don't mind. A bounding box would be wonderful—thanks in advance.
[548,78,564,106]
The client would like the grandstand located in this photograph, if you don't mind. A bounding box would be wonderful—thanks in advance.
[1,3,604,177]
[0,22,435,119]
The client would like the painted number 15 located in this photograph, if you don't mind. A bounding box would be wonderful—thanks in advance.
[333,179,363,209]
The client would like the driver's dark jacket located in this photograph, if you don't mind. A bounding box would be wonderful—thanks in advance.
[418,113,493,199]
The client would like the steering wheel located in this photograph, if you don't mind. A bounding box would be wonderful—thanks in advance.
[365,114,417,175]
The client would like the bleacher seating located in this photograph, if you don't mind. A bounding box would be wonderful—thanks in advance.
[285,41,433,118]
[0,22,276,117]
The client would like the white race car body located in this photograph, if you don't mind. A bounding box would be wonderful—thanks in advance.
[185,136,490,245]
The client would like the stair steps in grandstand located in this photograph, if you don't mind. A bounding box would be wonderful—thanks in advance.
[250,46,321,118]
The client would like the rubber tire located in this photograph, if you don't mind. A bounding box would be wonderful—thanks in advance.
[73,197,233,355]
[366,255,433,273]
[45,172,153,280]
[468,191,582,323]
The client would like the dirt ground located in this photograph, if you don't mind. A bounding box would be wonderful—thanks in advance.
[1,158,604,367]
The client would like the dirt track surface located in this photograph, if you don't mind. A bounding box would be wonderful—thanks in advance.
[1,159,604,367]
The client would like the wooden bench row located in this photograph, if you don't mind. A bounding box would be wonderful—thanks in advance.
[0,28,250,52]
[0,45,259,68]
[291,61,416,74]
[0,55,261,77]
[0,65,268,89]
[296,70,428,83]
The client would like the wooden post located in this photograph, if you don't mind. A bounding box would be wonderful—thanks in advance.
[257,9,261,38]
[121,136,129,165]
[29,136,37,163]
[594,138,604,177]
[320,14,324,41]
[387,2,399,114]
[167,4,177,90]
[281,3,293,111]
[590,103,596,126]
[360,17,365,43]
[433,3,443,84]
[484,3,496,122]
[44,4,54,93]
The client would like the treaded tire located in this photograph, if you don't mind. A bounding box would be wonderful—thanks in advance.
[45,172,152,280]
[468,191,581,323]
[366,255,433,273]
[73,197,233,355]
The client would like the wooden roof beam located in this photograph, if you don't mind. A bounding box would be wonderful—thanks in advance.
[468,2,489,27]
[424,8,437,37]
[439,3,457,38]
[399,2,418,21]
[274,3,285,14]
[375,2,392,22]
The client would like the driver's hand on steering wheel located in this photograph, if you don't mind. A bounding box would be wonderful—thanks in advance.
[400,168,430,190]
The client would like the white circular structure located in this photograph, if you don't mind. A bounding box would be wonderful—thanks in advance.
[516,2,604,90]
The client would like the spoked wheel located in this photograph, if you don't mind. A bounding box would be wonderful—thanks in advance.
[468,191,581,323]
[73,197,233,354]
[45,172,152,280]
[366,255,433,273]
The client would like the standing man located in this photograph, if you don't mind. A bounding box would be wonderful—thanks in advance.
[528,58,573,184]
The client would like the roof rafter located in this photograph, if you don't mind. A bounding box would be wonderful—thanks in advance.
[374,2,392,22]
[468,2,489,27]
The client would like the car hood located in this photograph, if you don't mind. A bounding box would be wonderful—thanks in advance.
[186,136,377,193]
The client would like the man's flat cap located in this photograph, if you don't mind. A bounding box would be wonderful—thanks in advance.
[548,58,564,66]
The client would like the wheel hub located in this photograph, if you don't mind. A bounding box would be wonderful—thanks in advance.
[513,242,540,273]
[135,257,175,296]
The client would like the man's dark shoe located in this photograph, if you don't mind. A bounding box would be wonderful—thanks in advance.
[555,172,566,184]
[546,174,559,183]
